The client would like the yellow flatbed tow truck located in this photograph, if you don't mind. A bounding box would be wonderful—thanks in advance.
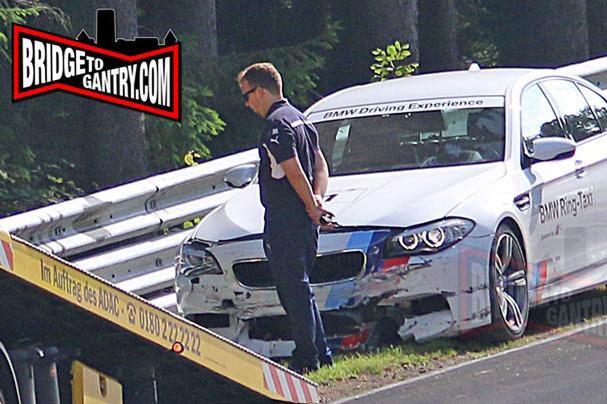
[0,230,319,403]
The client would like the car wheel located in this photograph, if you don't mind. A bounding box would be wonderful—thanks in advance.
[486,225,529,341]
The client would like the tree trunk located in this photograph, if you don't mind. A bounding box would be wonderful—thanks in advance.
[197,0,218,58]
[495,0,588,67]
[29,0,147,189]
[327,0,418,91]
[587,0,607,58]
[217,0,328,53]
[418,0,458,72]
[139,0,217,58]
[292,0,329,42]
[80,0,148,188]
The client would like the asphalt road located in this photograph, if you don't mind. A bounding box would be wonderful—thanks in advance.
[338,321,607,404]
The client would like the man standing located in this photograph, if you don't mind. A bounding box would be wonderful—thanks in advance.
[237,62,333,373]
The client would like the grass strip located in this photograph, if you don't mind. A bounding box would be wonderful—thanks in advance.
[308,288,607,386]
[307,336,536,384]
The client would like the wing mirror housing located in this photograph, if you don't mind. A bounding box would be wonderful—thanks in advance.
[224,164,258,188]
[527,137,576,162]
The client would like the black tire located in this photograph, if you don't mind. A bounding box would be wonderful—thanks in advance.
[485,225,529,341]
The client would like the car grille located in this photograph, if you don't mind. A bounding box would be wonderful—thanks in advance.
[233,251,365,288]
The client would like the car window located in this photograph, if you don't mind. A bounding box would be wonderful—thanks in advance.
[316,105,505,176]
[521,84,565,142]
[331,124,351,167]
[541,79,602,142]
[578,84,607,133]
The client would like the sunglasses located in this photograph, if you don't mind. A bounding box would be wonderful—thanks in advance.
[242,86,258,101]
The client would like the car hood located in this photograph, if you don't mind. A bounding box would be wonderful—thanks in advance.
[194,163,507,242]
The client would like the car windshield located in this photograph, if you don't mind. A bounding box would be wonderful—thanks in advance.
[316,106,505,175]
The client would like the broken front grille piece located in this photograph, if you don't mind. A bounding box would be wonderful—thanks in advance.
[233,251,365,287]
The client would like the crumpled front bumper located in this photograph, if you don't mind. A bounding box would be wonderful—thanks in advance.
[176,228,494,357]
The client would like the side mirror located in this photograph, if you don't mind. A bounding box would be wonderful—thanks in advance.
[528,137,576,162]
[224,164,258,188]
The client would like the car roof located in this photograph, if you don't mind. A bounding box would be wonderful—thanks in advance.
[307,68,544,114]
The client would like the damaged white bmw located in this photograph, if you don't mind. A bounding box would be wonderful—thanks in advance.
[176,67,607,358]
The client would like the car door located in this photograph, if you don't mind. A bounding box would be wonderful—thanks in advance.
[547,80,607,266]
[574,84,607,266]
[541,79,604,273]
[521,83,593,303]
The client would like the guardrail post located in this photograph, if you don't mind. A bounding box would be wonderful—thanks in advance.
[8,349,35,404]
[33,347,61,404]
[9,346,61,404]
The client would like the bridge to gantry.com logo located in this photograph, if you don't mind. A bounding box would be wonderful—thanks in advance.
[12,9,180,120]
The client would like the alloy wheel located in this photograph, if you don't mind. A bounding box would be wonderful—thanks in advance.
[493,232,528,334]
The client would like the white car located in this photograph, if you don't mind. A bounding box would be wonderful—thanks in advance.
[176,67,607,358]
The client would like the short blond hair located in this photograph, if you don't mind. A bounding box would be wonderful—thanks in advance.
[237,62,283,96]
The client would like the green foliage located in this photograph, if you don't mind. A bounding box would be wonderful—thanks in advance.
[144,29,229,170]
[0,1,79,215]
[370,40,418,81]
[306,330,551,385]
[0,150,83,215]
[182,217,201,230]
[146,85,226,170]
[0,2,337,214]
[183,150,202,167]
[144,18,339,165]
[204,20,340,157]
[307,340,460,383]
[0,0,66,61]
[457,0,499,66]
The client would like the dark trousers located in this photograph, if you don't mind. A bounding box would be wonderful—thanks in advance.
[263,221,331,368]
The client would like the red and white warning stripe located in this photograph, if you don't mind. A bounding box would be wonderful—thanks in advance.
[0,240,14,271]
[262,362,319,403]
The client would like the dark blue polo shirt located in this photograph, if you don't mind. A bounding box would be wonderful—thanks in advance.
[259,100,319,227]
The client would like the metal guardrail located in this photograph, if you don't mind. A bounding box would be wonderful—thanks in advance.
[0,148,259,311]
[1,56,606,313]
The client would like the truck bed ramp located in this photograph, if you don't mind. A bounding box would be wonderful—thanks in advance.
[0,230,319,403]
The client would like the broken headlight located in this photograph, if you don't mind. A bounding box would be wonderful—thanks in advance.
[177,240,223,278]
[384,218,475,256]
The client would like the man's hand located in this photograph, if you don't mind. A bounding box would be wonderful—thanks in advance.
[319,211,338,229]
[306,200,336,228]
[314,194,324,208]
[279,158,336,227]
